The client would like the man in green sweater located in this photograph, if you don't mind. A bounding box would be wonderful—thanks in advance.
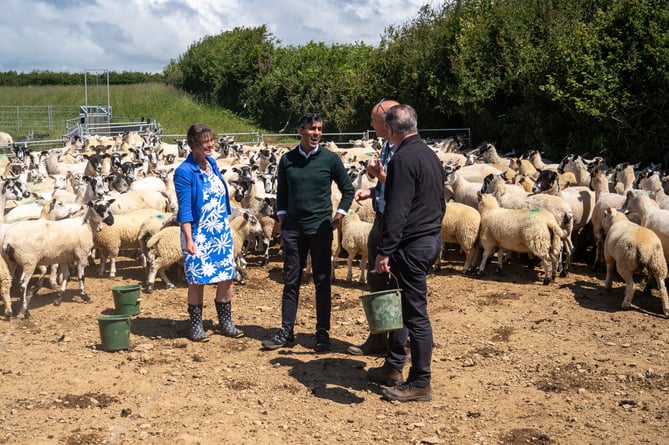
[262,113,354,352]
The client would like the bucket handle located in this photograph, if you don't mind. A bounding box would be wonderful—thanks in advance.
[370,270,400,290]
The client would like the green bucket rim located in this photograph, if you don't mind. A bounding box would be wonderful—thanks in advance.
[111,284,142,292]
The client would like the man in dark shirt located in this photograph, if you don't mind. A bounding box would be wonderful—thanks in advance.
[368,104,445,402]
[262,112,354,352]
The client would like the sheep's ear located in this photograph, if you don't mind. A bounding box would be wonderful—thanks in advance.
[477,191,482,200]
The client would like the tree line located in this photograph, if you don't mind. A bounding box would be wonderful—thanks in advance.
[0,71,163,86]
[4,0,667,166]
[165,0,668,166]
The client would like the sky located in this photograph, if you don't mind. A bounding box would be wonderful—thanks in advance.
[1,0,439,74]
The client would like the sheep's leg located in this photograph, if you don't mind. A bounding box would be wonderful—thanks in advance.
[97,250,108,277]
[604,259,615,291]
[76,261,91,303]
[158,268,176,289]
[654,274,669,316]
[359,253,367,284]
[109,255,117,278]
[622,277,636,310]
[346,254,354,282]
[18,265,37,318]
[2,287,11,320]
[562,237,573,277]
[541,255,553,285]
[495,248,506,274]
[32,266,49,292]
[476,247,494,275]
[54,262,72,306]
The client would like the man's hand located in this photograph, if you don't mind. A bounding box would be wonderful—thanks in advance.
[354,188,372,203]
[375,254,391,273]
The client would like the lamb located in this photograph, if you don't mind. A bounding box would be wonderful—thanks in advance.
[601,207,668,316]
[340,209,372,284]
[622,189,669,263]
[436,201,481,275]
[476,192,563,285]
[144,211,264,291]
[1,199,115,318]
[94,209,172,277]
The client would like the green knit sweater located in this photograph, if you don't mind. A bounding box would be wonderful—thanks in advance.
[276,145,354,229]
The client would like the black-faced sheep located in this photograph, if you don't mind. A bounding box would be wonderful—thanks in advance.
[1,199,115,318]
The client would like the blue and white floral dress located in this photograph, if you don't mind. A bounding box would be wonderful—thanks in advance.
[182,171,236,284]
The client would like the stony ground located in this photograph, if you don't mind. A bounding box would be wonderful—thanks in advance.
[0,245,667,445]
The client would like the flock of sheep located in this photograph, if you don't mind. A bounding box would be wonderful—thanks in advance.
[0,130,668,320]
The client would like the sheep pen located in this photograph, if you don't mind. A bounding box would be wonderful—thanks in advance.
[0,209,667,445]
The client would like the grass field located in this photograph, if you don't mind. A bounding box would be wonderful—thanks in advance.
[0,83,263,140]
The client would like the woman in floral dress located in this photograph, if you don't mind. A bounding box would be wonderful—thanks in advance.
[174,123,243,342]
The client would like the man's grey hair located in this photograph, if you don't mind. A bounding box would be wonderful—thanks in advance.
[384,104,418,135]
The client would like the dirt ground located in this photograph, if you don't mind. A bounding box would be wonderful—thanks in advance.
[0,244,667,445]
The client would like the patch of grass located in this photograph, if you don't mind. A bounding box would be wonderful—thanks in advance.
[0,83,264,139]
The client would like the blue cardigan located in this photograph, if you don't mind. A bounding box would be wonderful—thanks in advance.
[174,153,232,224]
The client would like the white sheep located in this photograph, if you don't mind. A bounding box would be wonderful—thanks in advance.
[340,209,372,284]
[532,170,595,234]
[476,192,563,285]
[108,190,174,214]
[622,189,669,263]
[635,170,669,210]
[437,201,481,275]
[443,163,483,209]
[94,209,172,277]
[1,199,115,318]
[137,213,176,268]
[482,173,574,276]
[589,167,628,269]
[601,207,668,316]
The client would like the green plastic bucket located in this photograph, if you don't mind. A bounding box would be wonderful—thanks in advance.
[97,314,131,351]
[112,284,141,316]
[360,288,404,334]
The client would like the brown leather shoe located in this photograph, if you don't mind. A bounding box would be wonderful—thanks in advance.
[367,363,404,386]
[347,333,388,356]
[382,382,432,402]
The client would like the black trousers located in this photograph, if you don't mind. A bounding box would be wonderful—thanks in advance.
[366,212,391,293]
[279,219,333,333]
[385,233,442,388]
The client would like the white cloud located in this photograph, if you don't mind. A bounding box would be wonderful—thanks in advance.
[0,0,437,73]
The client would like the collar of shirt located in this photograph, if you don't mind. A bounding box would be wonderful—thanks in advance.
[297,144,320,158]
